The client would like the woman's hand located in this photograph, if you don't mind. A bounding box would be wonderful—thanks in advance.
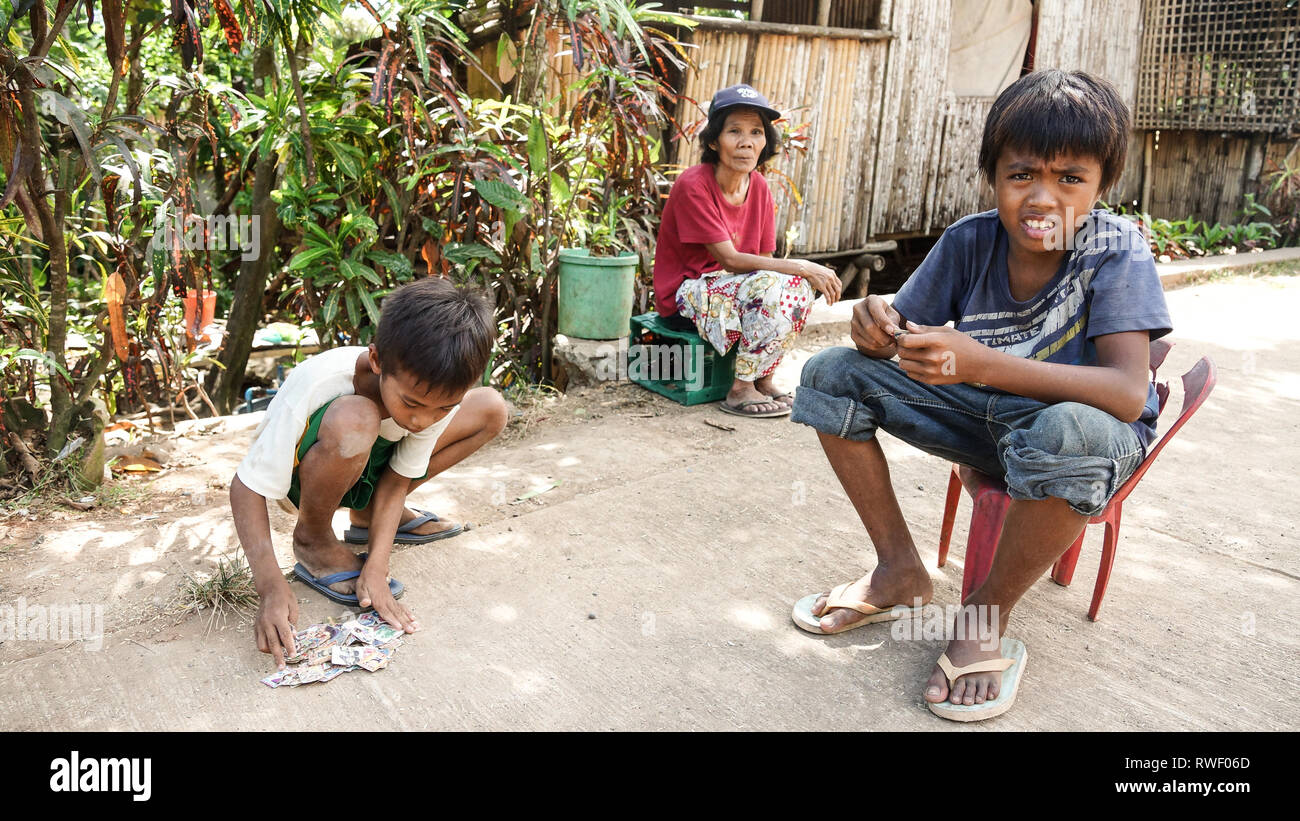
[794,259,842,305]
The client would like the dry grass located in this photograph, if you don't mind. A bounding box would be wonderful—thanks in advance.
[499,382,567,443]
[176,554,259,632]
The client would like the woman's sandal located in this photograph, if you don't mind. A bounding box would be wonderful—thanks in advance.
[791,582,923,634]
[719,398,790,418]
[927,637,1028,722]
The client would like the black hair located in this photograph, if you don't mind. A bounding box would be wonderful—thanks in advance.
[374,277,494,392]
[700,105,781,168]
[979,69,1131,192]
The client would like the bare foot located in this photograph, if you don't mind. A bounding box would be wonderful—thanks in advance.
[809,562,932,632]
[924,633,1006,707]
[753,376,793,407]
[292,526,364,595]
[725,381,782,414]
[350,507,459,537]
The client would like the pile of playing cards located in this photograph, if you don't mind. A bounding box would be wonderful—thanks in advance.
[260,612,406,688]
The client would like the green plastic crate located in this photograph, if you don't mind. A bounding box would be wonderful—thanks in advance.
[627,312,735,405]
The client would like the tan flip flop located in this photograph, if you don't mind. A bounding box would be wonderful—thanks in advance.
[791,582,922,635]
[926,637,1027,722]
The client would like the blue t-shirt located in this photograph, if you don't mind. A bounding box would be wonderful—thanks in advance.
[892,209,1173,446]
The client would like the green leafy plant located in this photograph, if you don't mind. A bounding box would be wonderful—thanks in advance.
[1264,150,1300,247]
[0,0,253,489]
[1104,198,1281,260]
[1,0,700,497]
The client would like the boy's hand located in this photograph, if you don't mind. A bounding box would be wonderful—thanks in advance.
[851,295,902,356]
[356,566,420,634]
[254,580,299,670]
[895,321,989,384]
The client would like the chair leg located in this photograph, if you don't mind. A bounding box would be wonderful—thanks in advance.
[1051,529,1086,587]
[938,467,961,568]
[961,490,1010,604]
[1089,507,1122,622]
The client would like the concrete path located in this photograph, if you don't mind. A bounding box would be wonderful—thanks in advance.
[2,272,1297,731]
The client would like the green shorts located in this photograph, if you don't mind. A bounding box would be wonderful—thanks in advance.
[286,397,415,511]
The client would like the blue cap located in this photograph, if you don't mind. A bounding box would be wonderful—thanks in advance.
[708,84,781,122]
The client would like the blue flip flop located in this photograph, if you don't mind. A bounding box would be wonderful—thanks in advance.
[292,553,405,608]
[342,507,464,545]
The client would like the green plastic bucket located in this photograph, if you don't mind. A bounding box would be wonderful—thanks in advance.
[557,248,637,339]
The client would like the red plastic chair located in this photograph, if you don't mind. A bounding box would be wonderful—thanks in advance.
[935,340,1216,620]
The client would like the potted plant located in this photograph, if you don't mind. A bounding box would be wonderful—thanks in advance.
[557,190,639,340]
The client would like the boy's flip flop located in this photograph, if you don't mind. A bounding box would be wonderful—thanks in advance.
[791,582,922,634]
[342,507,464,545]
[926,637,1028,722]
[292,553,405,608]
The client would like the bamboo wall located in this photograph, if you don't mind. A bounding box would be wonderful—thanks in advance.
[673,27,891,253]
[762,0,883,28]
[671,0,884,26]
[1144,131,1298,224]
[1035,0,1141,107]
[921,0,1150,232]
[1147,131,1251,224]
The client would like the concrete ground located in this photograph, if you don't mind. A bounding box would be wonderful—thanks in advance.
[1,269,1297,731]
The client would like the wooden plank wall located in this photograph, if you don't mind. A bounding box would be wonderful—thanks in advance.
[1033,0,1145,205]
[1035,0,1141,106]
[666,0,1257,246]
[929,96,997,230]
[869,0,953,236]
[672,29,890,253]
[924,0,1146,235]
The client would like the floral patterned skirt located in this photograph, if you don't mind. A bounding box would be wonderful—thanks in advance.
[675,270,813,380]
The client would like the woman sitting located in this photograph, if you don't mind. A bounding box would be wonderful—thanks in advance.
[652,84,841,418]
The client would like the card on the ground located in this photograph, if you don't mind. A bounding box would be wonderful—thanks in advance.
[318,664,353,682]
[371,624,404,644]
[284,624,344,662]
[260,668,300,688]
[331,645,383,667]
[263,618,408,688]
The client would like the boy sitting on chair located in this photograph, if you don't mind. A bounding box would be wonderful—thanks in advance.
[230,278,507,669]
[789,70,1172,720]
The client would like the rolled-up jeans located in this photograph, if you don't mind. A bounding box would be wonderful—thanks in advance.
[791,348,1144,517]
